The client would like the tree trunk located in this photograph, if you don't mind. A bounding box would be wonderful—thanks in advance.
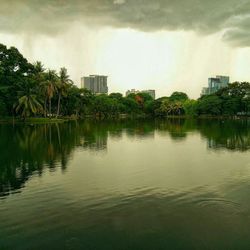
[44,97,47,118]
[49,98,51,119]
[56,93,61,118]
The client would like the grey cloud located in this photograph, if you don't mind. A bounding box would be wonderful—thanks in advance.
[0,0,250,47]
[113,0,126,5]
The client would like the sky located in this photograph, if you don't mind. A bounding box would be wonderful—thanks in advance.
[1,0,250,98]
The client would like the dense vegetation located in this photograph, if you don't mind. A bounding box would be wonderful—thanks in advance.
[0,43,249,119]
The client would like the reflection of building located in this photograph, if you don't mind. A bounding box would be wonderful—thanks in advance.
[201,76,229,96]
[81,75,108,94]
[126,89,156,99]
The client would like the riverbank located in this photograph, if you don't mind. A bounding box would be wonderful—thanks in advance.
[0,114,249,125]
[0,117,67,124]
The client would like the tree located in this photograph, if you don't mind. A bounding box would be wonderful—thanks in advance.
[56,68,72,118]
[44,70,58,118]
[0,43,34,115]
[109,93,123,100]
[243,96,250,115]
[156,99,184,116]
[183,99,198,116]
[137,93,153,103]
[197,95,222,115]
[157,99,171,116]
[172,101,184,115]
[33,61,45,75]
[92,94,116,117]
[122,97,140,114]
[63,86,87,117]
[169,92,189,102]
[15,82,43,120]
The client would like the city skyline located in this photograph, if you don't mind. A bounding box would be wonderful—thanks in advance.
[1,0,250,98]
[201,75,230,96]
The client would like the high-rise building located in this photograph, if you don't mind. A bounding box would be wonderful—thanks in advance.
[81,75,108,94]
[126,89,156,99]
[126,89,140,96]
[201,75,229,95]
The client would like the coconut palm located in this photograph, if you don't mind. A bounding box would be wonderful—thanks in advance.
[43,70,58,118]
[33,61,45,75]
[33,61,48,117]
[15,88,43,120]
[56,68,72,118]
[39,81,48,117]
[173,102,183,115]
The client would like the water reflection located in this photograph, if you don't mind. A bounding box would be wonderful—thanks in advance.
[0,119,249,197]
[198,120,250,151]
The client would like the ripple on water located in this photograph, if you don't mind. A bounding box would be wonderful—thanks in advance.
[187,196,243,217]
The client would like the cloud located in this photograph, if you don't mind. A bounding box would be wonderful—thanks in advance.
[113,0,126,5]
[1,0,250,47]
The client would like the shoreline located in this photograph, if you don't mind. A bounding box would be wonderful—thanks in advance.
[0,115,249,125]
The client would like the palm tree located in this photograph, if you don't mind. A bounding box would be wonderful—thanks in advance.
[15,87,43,120]
[56,68,72,118]
[44,70,58,118]
[33,61,48,117]
[39,81,48,117]
[173,102,184,115]
[33,61,45,75]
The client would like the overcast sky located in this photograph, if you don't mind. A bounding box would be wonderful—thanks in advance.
[1,0,250,98]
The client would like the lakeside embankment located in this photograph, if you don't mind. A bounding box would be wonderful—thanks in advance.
[0,114,249,125]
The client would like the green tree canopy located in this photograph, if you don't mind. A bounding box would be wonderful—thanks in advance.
[169,92,189,102]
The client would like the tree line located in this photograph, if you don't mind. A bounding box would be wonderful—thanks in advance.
[0,43,249,119]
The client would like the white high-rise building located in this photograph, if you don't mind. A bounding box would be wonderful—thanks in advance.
[81,75,108,94]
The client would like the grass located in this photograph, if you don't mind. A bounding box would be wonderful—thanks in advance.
[24,117,66,124]
[0,117,66,124]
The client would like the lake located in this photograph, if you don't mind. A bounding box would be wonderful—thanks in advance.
[0,119,250,250]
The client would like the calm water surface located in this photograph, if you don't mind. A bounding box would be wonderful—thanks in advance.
[0,119,250,250]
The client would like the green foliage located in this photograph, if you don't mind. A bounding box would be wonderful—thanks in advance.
[0,43,34,115]
[0,43,249,119]
[197,82,250,116]
[197,95,222,115]
[137,92,153,103]
[122,97,140,114]
[0,98,8,116]
[56,67,73,117]
[169,92,189,102]
[155,98,185,116]
[14,80,43,119]
[183,100,198,116]
[109,93,123,100]
[15,94,42,118]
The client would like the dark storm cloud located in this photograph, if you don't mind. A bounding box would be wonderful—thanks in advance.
[1,0,250,47]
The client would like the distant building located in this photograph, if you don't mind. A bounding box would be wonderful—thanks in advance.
[126,89,156,99]
[81,75,108,94]
[201,75,229,95]
[126,89,140,96]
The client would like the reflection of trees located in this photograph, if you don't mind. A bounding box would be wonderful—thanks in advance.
[0,123,75,197]
[1,118,249,197]
[155,118,250,151]
[156,118,192,140]
[197,119,250,151]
